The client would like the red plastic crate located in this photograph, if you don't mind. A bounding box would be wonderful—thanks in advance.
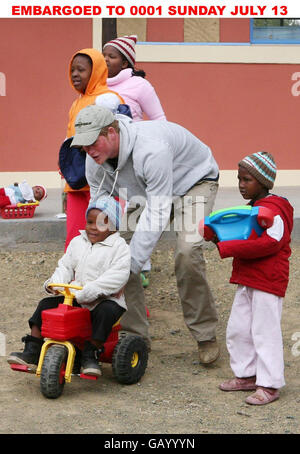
[41,304,92,343]
[0,203,38,219]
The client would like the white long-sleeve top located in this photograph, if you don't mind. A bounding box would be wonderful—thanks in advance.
[44,230,130,310]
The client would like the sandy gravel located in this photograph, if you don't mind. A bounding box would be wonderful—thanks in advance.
[0,240,299,435]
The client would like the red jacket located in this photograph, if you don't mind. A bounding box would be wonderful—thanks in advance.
[217,195,294,297]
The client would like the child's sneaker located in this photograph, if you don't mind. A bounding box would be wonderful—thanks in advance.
[219,376,257,391]
[140,272,150,288]
[80,341,102,377]
[72,347,82,375]
[7,335,44,372]
[245,387,279,405]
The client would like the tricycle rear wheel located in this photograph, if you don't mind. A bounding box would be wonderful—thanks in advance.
[40,345,67,399]
[112,335,148,385]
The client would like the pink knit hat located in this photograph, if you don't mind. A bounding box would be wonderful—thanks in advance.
[103,35,137,67]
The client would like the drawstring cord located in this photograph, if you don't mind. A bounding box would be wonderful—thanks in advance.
[96,171,106,199]
[109,170,119,197]
[95,169,119,199]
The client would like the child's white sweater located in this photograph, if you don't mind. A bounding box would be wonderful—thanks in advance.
[44,230,131,310]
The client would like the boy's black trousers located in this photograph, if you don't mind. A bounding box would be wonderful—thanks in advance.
[29,295,125,343]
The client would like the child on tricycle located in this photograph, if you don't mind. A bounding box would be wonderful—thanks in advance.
[7,196,147,397]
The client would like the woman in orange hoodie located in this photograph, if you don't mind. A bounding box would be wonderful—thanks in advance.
[64,48,124,249]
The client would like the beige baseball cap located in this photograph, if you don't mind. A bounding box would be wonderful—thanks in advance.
[71,105,115,147]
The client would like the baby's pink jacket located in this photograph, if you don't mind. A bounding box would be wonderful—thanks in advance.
[107,68,166,121]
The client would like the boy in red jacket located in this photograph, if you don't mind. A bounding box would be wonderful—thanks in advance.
[216,151,293,405]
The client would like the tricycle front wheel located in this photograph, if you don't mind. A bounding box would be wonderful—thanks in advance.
[40,345,67,399]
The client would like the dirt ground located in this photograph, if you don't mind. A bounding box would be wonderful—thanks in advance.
[0,239,299,435]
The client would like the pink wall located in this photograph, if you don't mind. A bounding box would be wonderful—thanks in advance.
[1,18,299,174]
[220,19,250,42]
[147,18,250,43]
[0,18,92,172]
[142,62,300,169]
[147,19,184,42]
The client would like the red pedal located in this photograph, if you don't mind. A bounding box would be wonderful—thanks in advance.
[80,373,98,380]
[10,364,31,373]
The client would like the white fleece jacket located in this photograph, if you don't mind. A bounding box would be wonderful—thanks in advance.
[86,115,219,274]
[44,231,130,310]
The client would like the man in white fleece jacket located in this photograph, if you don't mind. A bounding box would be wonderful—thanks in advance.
[71,104,220,364]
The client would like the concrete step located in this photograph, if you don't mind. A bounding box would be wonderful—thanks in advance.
[1,187,299,246]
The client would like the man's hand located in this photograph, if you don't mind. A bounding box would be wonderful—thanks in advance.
[210,233,219,244]
[46,286,60,295]
[112,286,125,298]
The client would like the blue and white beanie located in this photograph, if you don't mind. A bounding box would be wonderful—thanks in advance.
[239,151,277,189]
[86,196,122,230]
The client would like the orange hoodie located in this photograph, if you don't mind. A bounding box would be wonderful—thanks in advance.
[65,48,124,192]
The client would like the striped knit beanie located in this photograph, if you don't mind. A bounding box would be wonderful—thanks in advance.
[86,196,122,230]
[103,35,137,67]
[238,151,277,189]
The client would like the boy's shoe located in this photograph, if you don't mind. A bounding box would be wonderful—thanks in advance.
[7,335,44,372]
[198,339,220,364]
[72,347,82,375]
[219,376,257,392]
[80,341,102,377]
[245,387,279,405]
[140,272,150,288]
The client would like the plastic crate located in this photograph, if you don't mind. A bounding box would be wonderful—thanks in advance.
[41,304,92,342]
[0,202,39,219]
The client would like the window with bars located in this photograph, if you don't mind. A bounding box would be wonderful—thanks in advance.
[251,19,300,44]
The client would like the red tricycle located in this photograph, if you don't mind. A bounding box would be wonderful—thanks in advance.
[9,283,148,399]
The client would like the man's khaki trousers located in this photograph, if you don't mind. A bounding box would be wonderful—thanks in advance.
[120,180,219,345]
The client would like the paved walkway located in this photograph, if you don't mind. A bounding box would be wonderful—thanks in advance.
[0,186,299,246]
